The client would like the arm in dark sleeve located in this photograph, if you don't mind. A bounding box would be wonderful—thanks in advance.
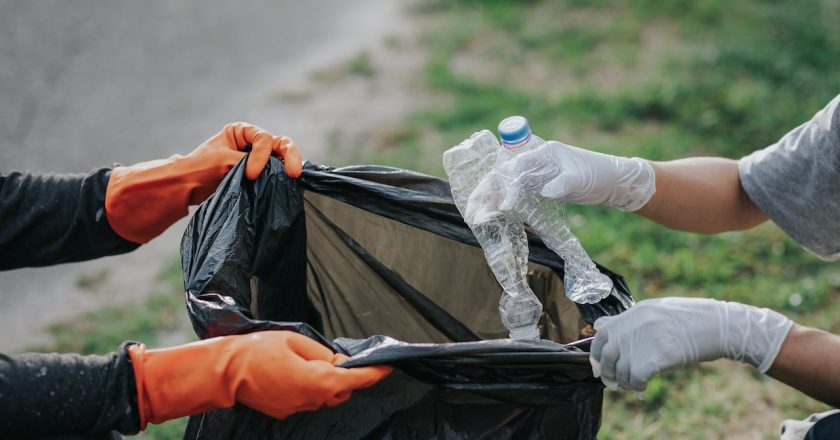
[0,167,139,270]
[0,342,142,437]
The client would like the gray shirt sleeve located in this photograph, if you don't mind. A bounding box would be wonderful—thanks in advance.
[738,94,840,260]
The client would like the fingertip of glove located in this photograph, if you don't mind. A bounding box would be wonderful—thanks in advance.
[244,153,270,181]
[362,365,395,380]
[326,390,352,407]
[602,377,619,390]
[355,365,394,386]
[630,379,649,394]
[377,365,395,376]
[331,353,350,367]
[285,162,303,179]
[275,136,303,179]
[589,356,601,378]
[593,316,612,330]
[539,175,567,199]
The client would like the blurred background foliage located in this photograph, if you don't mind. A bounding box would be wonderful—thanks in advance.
[336,0,840,438]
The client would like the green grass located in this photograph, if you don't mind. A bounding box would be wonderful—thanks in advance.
[140,418,190,440]
[38,258,193,439]
[41,259,189,354]
[348,51,376,78]
[385,0,840,170]
[348,0,840,437]
[311,51,377,84]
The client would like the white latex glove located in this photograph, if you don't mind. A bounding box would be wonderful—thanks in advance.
[463,169,507,226]
[464,140,655,222]
[537,141,656,212]
[590,297,792,391]
[463,143,561,225]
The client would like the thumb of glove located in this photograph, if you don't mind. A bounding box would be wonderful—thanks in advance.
[593,315,613,331]
[588,315,615,379]
[539,166,594,204]
[589,355,602,378]
[539,173,569,199]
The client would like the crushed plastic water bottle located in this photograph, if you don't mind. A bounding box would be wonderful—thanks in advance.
[443,131,542,340]
[491,116,613,304]
[452,117,613,308]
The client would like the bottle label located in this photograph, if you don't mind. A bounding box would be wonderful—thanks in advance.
[502,133,532,151]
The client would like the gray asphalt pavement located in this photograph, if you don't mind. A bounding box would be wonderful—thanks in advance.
[0,0,408,351]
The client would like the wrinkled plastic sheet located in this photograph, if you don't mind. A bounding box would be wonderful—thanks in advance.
[181,157,634,440]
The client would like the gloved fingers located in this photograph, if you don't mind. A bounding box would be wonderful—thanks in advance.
[244,130,279,181]
[628,361,654,392]
[539,174,569,200]
[218,122,301,180]
[246,132,303,180]
[589,355,601,378]
[589,333,607,378]
[589,317,612,362]
[538,143,585,201]
[220,122,266,150]
[325,390,352,407]
[464,173,507,225]
[215,122,268,180]
[328,350,392,392]
[331,353,350,366]
[598,341,621,389]
[284,331,337,362]
[274,135,303,178]
[331,365,394,393]
[593,316,613,331]
[616,354,634,390]
[589,327,607,361]
[299,361,390,408]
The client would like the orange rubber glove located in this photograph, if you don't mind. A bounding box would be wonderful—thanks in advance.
[128,331,392,429]
[105,122,303,243]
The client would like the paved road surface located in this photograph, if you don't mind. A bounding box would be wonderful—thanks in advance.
[0,0,409,351]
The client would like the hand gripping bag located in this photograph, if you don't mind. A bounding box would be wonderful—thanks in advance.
[180,157,634,440]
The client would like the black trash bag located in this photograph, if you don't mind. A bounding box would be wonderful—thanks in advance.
[180,157,634,440]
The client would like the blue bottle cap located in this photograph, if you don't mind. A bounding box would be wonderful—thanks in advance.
[498,116,532,148]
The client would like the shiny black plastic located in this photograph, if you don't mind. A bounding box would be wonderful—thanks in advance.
[181,157,634,440]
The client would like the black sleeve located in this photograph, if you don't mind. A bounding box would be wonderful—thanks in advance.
[0,168,140,270]
[0,342,142,438]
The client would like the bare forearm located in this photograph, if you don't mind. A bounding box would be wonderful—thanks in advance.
[635,158,767,233]
[767,324,840,407]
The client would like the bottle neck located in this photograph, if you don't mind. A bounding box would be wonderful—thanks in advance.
[501,134,544,157]
[501,132,533,151]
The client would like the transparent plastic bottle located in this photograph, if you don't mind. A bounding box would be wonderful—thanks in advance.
[443,131,542,340]
[496,116,613,304]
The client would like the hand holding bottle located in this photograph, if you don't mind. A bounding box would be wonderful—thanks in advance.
[532,141,656,212]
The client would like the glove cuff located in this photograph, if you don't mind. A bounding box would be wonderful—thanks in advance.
[128,337,239,427]
[756,312,794,373]
[722,301,793,372]
[105,155,204,243]
[128,343,150,430]
[608,157,656,212]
